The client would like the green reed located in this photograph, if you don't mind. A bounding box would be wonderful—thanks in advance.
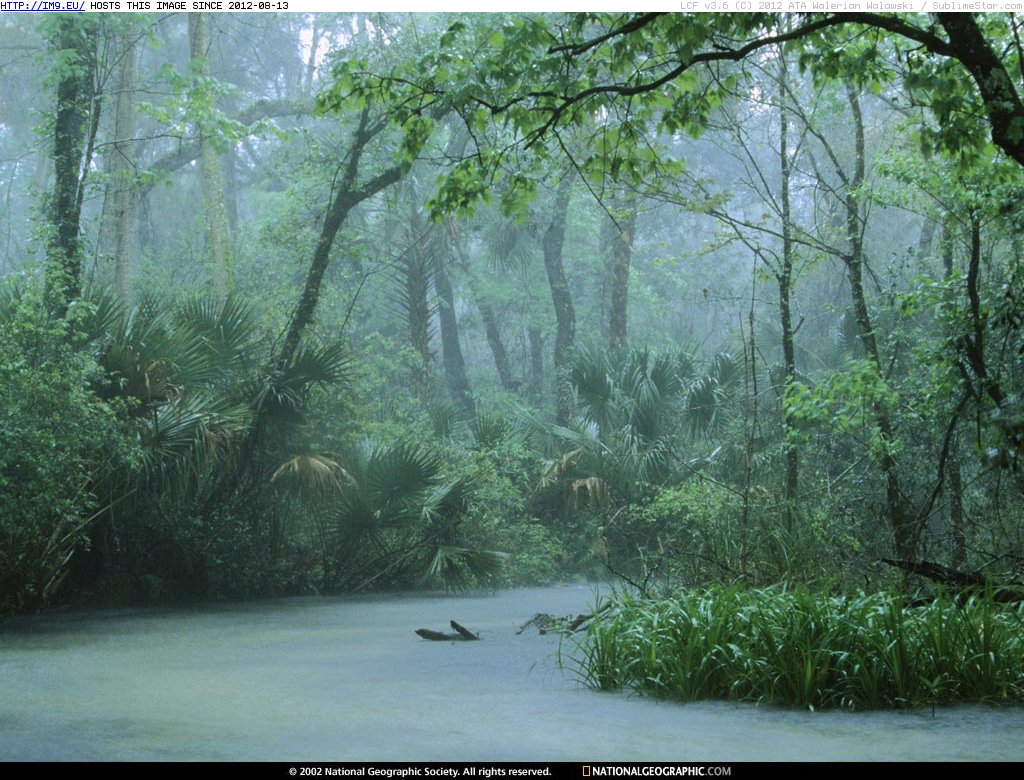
[566,587,1024,710]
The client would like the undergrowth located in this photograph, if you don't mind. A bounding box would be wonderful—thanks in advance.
[563,587,1024,710]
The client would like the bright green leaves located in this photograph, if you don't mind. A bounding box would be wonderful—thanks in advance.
[400,114,435,163]
[785,360,900,457]
[138,61,275,155]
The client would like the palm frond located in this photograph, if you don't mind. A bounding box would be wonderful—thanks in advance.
[423,545,506,588]
[272,454,353,494]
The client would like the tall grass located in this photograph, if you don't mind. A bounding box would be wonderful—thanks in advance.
[566,587,1024,710]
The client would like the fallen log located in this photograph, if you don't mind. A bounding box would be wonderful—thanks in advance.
[881,558,1024,603]
[569,601,612,631]
[415,621,480,641]
[450,620,479,640]
[515,602,614,635]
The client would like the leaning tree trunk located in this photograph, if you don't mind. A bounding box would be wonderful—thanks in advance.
[543,171,576,426]
[937,13,1024,169]
[276,109,410,372]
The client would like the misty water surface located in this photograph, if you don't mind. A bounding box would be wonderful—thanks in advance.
[1,585,1022,761]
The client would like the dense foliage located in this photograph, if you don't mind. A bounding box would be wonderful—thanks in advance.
[567,588,1024,710]
[1,11,1023,708]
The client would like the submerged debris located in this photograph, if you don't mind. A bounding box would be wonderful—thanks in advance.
[517,605,610,634]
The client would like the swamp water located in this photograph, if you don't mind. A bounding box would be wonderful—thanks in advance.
[1,585,1022,761]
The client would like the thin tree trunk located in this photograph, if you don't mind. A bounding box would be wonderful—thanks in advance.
[915,217,937,266]
[843,83,915,559]
[778,55,799,522]
[480,300,514,392]
[607,196,637,351]
[405,197,433,396]
[189,13,233,301]
[940,227,966,567]
[528,325,545,401]
[434,222,474,415]
[543,171,576,426]
[450,231,515,393]
[111,37,137,300]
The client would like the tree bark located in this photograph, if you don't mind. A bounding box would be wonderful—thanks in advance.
[434,222,474,415]
[277,110,408,370]
[941,226,966,568]
[110,36,137,300]
[606,196,637,351]
[937,13,1024,169]
[528,325,545,401]
[778,55,798,518]
[480,302,514,392]
[189,13,233,301]
[842,83,915,559]
[46,16,97,315]
[543,171,576,426]
[405,195,433,396]
[454,242,515,393]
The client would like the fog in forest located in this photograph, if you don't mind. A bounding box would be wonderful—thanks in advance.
[1,11,1023,761]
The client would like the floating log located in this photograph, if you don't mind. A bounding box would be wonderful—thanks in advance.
[415,621,480,641]
[450,620,479,640]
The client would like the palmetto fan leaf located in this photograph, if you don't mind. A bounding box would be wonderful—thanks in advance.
[327,440,497,588]
[364,441,441,509]
[250,339,351,419]
[272,454,353,494]
[137,393,249,479]
[423,546,506,588]
[571,344,616,437]
[420,475,476,525]
[76,287,126,343]
[175,294,257,377]
[686,353,740,439]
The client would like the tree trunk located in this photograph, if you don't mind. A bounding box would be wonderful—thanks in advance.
[843,83,915,559]
[188,13,233,301]
[480,300,514,392]
[941,226,966,567]
[434,222,474,415]
[277,109,408,370]
[915,217,937,266]
[606,196,637,351]
[778,55,798,519]
[938,13,1024,169]
[454,243,515,393]
[543,171,576,426]
[405,197,433,396]
[528,325,545,401]
[110,36,137,300]
[46,16,97,315]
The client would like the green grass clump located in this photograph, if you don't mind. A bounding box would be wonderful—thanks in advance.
[567,587,1024,710]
